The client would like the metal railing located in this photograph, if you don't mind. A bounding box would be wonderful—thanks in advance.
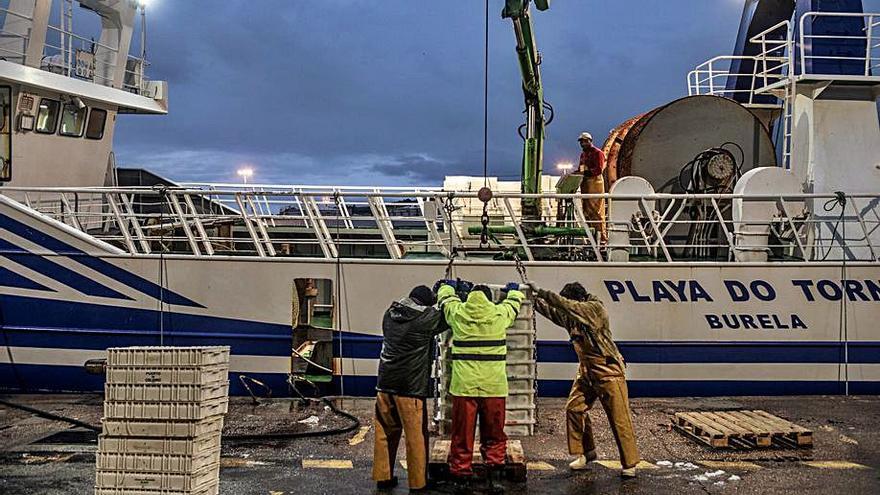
[1,186,877,264]
[799,12,880,79]
[689,12,880,101]
[0,4,152,94]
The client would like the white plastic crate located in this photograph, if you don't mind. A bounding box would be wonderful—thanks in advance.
[104,382,229,403]
[107,347,230,368]
[98,434,220,456]
[104,397,228,421]
[95,463,218,492]
[96,447,220,474]
[101,416,224,438]
[105,365,229,386]
[95,482,218,495]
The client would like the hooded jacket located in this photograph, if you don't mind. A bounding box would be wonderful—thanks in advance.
[376,297,449,398]
[534,288,625,374]
[437,284,525,397]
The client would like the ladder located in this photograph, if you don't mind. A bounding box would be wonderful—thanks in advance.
[779,81,794,171]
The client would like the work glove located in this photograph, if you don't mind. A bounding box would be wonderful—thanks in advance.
[501,282,520,293]
[433,279,457,293]
[456,279,474,294]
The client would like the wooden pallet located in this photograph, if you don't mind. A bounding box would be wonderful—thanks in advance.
[428,439,527,482]
[673,410,813,449]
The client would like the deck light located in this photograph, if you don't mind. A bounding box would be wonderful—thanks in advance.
[556,162,574,173]
[237,167,254,184]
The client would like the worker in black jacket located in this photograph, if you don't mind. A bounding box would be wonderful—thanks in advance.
[372,285,449,491]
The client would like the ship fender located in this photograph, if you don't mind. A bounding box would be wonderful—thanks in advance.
[732,167,804,262]
[607,176,655,262]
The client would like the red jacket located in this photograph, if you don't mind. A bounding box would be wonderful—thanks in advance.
[579,145,606,178]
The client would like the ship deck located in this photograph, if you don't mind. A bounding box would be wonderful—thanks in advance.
[1,394,878,494]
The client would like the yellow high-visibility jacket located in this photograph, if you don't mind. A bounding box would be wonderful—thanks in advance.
[437,284,524,397]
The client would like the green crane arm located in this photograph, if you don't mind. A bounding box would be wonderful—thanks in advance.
[502,0,550,221]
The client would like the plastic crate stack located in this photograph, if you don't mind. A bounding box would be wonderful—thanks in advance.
[436,287,537,436]
[95,346,231,495]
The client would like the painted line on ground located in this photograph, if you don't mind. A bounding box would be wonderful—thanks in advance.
[302,459,353,469]
[348,426,370,446]
[699,461,762,470]
[801,461,871,470]
[527,461,556,471]
[595,460,658,470]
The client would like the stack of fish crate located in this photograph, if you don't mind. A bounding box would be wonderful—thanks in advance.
[95,346,231,495]
[436,286,537,436]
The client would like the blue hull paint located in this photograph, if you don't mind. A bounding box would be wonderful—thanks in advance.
[5,363,879,398]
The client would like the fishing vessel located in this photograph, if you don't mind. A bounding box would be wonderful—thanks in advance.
[0,0,878,399]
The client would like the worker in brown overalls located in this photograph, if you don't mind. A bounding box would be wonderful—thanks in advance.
[577,132,608,243]
[528,281,639,478]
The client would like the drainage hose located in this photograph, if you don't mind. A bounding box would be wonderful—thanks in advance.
[223,396,361,442]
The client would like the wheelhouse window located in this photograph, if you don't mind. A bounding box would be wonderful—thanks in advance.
[59,103,86,137]
[35,98,60,134]
[0,86,10,181]
[85,108,107,140]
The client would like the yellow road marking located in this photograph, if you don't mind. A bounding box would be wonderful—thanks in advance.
[699,461,762,470]
[302,459,353,469]
[527,461,556,471]
[400,460,407,470]
[801,461,871,470]
[348,426,371,446]
[269,492,284,495]
[595,460,658,470]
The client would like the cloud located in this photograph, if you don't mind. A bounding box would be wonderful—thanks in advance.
[113,1,751,186]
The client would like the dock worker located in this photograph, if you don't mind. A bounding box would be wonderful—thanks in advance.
[527,281,639,478]
[435,281,525,494]
[372,285,449,492]
[578,132,608,243]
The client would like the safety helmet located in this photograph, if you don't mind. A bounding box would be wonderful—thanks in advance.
[578,132,593,142]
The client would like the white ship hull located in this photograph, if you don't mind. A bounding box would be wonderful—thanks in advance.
[2,197,877,397]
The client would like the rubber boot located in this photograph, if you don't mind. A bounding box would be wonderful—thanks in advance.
[485,466,505,495]
[449,475,473,495]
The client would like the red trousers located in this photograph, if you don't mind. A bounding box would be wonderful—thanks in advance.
[447,396,507,477]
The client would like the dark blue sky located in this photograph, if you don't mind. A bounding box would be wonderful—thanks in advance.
[113,0,879,186]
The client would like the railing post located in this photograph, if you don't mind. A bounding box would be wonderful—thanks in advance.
[120,193,151,254]
[167,191,202,256]
[106,193,137,254]
[865,16,874,77]
[183,193,215,256]
[502,197,534,261]
[234,193,266,257]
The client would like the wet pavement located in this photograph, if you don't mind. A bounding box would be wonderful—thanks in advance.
[1,394,879,494]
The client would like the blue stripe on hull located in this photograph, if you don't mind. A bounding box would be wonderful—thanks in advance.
[5,363,878,397]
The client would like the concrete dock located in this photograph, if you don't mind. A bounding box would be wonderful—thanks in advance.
[1,394,878,494]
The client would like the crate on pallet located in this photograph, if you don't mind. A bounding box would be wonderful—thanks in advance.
[96,346,231,495]
[107,347,231,368]
[105,364,229,386]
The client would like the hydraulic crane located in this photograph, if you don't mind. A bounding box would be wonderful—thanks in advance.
[502,0,551,220]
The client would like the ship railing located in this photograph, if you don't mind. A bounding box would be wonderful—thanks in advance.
[750,12,880,95]
[0,6,33,64]
[42,23,119,87]
[1,187,878,264]
[687,55,786,106]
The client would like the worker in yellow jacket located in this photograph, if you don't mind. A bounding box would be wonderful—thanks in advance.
[529,281,640,479]
[436,281,524,494]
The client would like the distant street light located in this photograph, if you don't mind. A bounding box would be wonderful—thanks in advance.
[556,162,575,174]
[237,167,254,184]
